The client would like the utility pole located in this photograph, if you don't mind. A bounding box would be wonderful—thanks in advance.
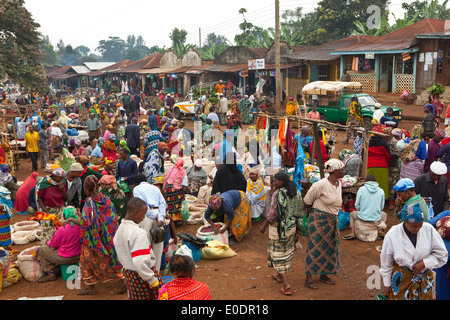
[199,28,202,60]
[275,0,281,111]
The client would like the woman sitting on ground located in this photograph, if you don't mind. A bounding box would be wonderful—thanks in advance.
[35,207,81,283]
[0,164,20,202]
[158,254,211,300]
[185,159,208,197]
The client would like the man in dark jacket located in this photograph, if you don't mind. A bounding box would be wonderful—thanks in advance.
[125,117,141,157]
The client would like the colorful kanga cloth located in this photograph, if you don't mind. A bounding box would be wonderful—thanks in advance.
[79,193,122,285]
[158,278,211,300]
[390,263,435,300]
[346,101,363,126]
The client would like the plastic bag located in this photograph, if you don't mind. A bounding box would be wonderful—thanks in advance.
[338,210,350,231]
[118,179,130,193]
[297,214,309,237]
[175,244,193,260]
[181,200,189,221]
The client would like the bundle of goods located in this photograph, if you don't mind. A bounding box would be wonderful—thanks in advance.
[11,221,41,245]
[17,246,43,282]
[339,175,358,188]
[196,223,229,245]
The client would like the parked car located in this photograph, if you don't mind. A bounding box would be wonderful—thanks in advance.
[302,81,402,129]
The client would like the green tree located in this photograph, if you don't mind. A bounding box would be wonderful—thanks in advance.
[201,33,230,60]
[96,36,126,62]
[306,0,391,45]
[0,0,47,92]
[402,0,450,20]
[74,45,91,57]
[169,28,188,48]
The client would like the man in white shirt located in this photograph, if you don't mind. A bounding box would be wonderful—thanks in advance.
[372,103,384,123]
[218,94,228,126]
[133,174,167,271]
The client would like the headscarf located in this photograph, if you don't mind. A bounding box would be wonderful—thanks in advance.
[434,129,445,139]
[194,159,203,168]
[99,175,118,190]
[0,163,12,186]
[51,167,65,177]
[84,175,99,194]
[411,124,424,139]
[392,128,402,137]
[425,103,435,116]
[97,137,105,147]
[401,202,424,223]
[208,194,223,211]
[120,140,131,154]
[393,178,415,192]
[324,159,344,173]
[63,206,79,226]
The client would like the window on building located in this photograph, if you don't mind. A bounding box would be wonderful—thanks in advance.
[395,56,414,75]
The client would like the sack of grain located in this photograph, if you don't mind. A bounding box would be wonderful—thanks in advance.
[17,246,43,282]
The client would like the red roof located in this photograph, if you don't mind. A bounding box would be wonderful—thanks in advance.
[117,53,163,73]
[336,18,445,52]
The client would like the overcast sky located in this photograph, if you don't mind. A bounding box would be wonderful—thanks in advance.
[24,0,408,53]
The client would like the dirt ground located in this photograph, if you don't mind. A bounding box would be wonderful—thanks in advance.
[0,92,438,300]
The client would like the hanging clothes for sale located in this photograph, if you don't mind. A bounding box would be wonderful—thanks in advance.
[281,119,298,168]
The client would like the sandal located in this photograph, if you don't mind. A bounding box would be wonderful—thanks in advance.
[280,286,292,296]
[320,276,335,285]
[305,281,318,290]
[342,235,356,240]
[271,274,283,283]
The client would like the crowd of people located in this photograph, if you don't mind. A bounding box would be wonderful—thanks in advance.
[0,87,449,301]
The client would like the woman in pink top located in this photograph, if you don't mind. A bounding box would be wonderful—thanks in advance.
[34,207,81,283]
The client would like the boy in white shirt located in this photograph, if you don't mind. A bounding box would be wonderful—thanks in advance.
[114,197,163,300]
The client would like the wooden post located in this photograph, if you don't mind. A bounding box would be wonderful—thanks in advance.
[361,130,370,179]
[275,0,282,111]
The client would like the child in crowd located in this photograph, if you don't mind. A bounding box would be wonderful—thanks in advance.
[113,197,163,300]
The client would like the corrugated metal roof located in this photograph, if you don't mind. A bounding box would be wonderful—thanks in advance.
[83,62,116,71]
[86,60,134,76]
[281,35,374,61]
[47,66,72,77]
[336,18,445,53]
[118,53,163,73]
[70,65,91,74]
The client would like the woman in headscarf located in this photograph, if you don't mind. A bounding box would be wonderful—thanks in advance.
[14,171,39,215]
[158,254,211,300]
[2,139,15,175]
[36,167,68,221]
[260,172,302,296]
[101,134,117,162]
[367,125,397,200]
[303,159,345,290]
[246,169,266,221]
[0,164,19,201]
[423,104,436,139]
[380,202,448,300]
[90,138,104,165]
[204,189,252,243]
[163,157,187,223]
[185,159,208,197]
[99,175,127,224]
[399,124,427,181]
[101,158,115,176]
[58,110,70,128]
[211,152,247,195]
[76,175,126,295]
[424,129,445,173]
[49,121,63,154]
[71,139,86,158]
[35,207,81,283]
[339,149,362,178]
[103,124,114,141]
[0,186,13,250]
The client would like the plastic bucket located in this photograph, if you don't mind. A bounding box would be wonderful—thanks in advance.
[61,263,79,281]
